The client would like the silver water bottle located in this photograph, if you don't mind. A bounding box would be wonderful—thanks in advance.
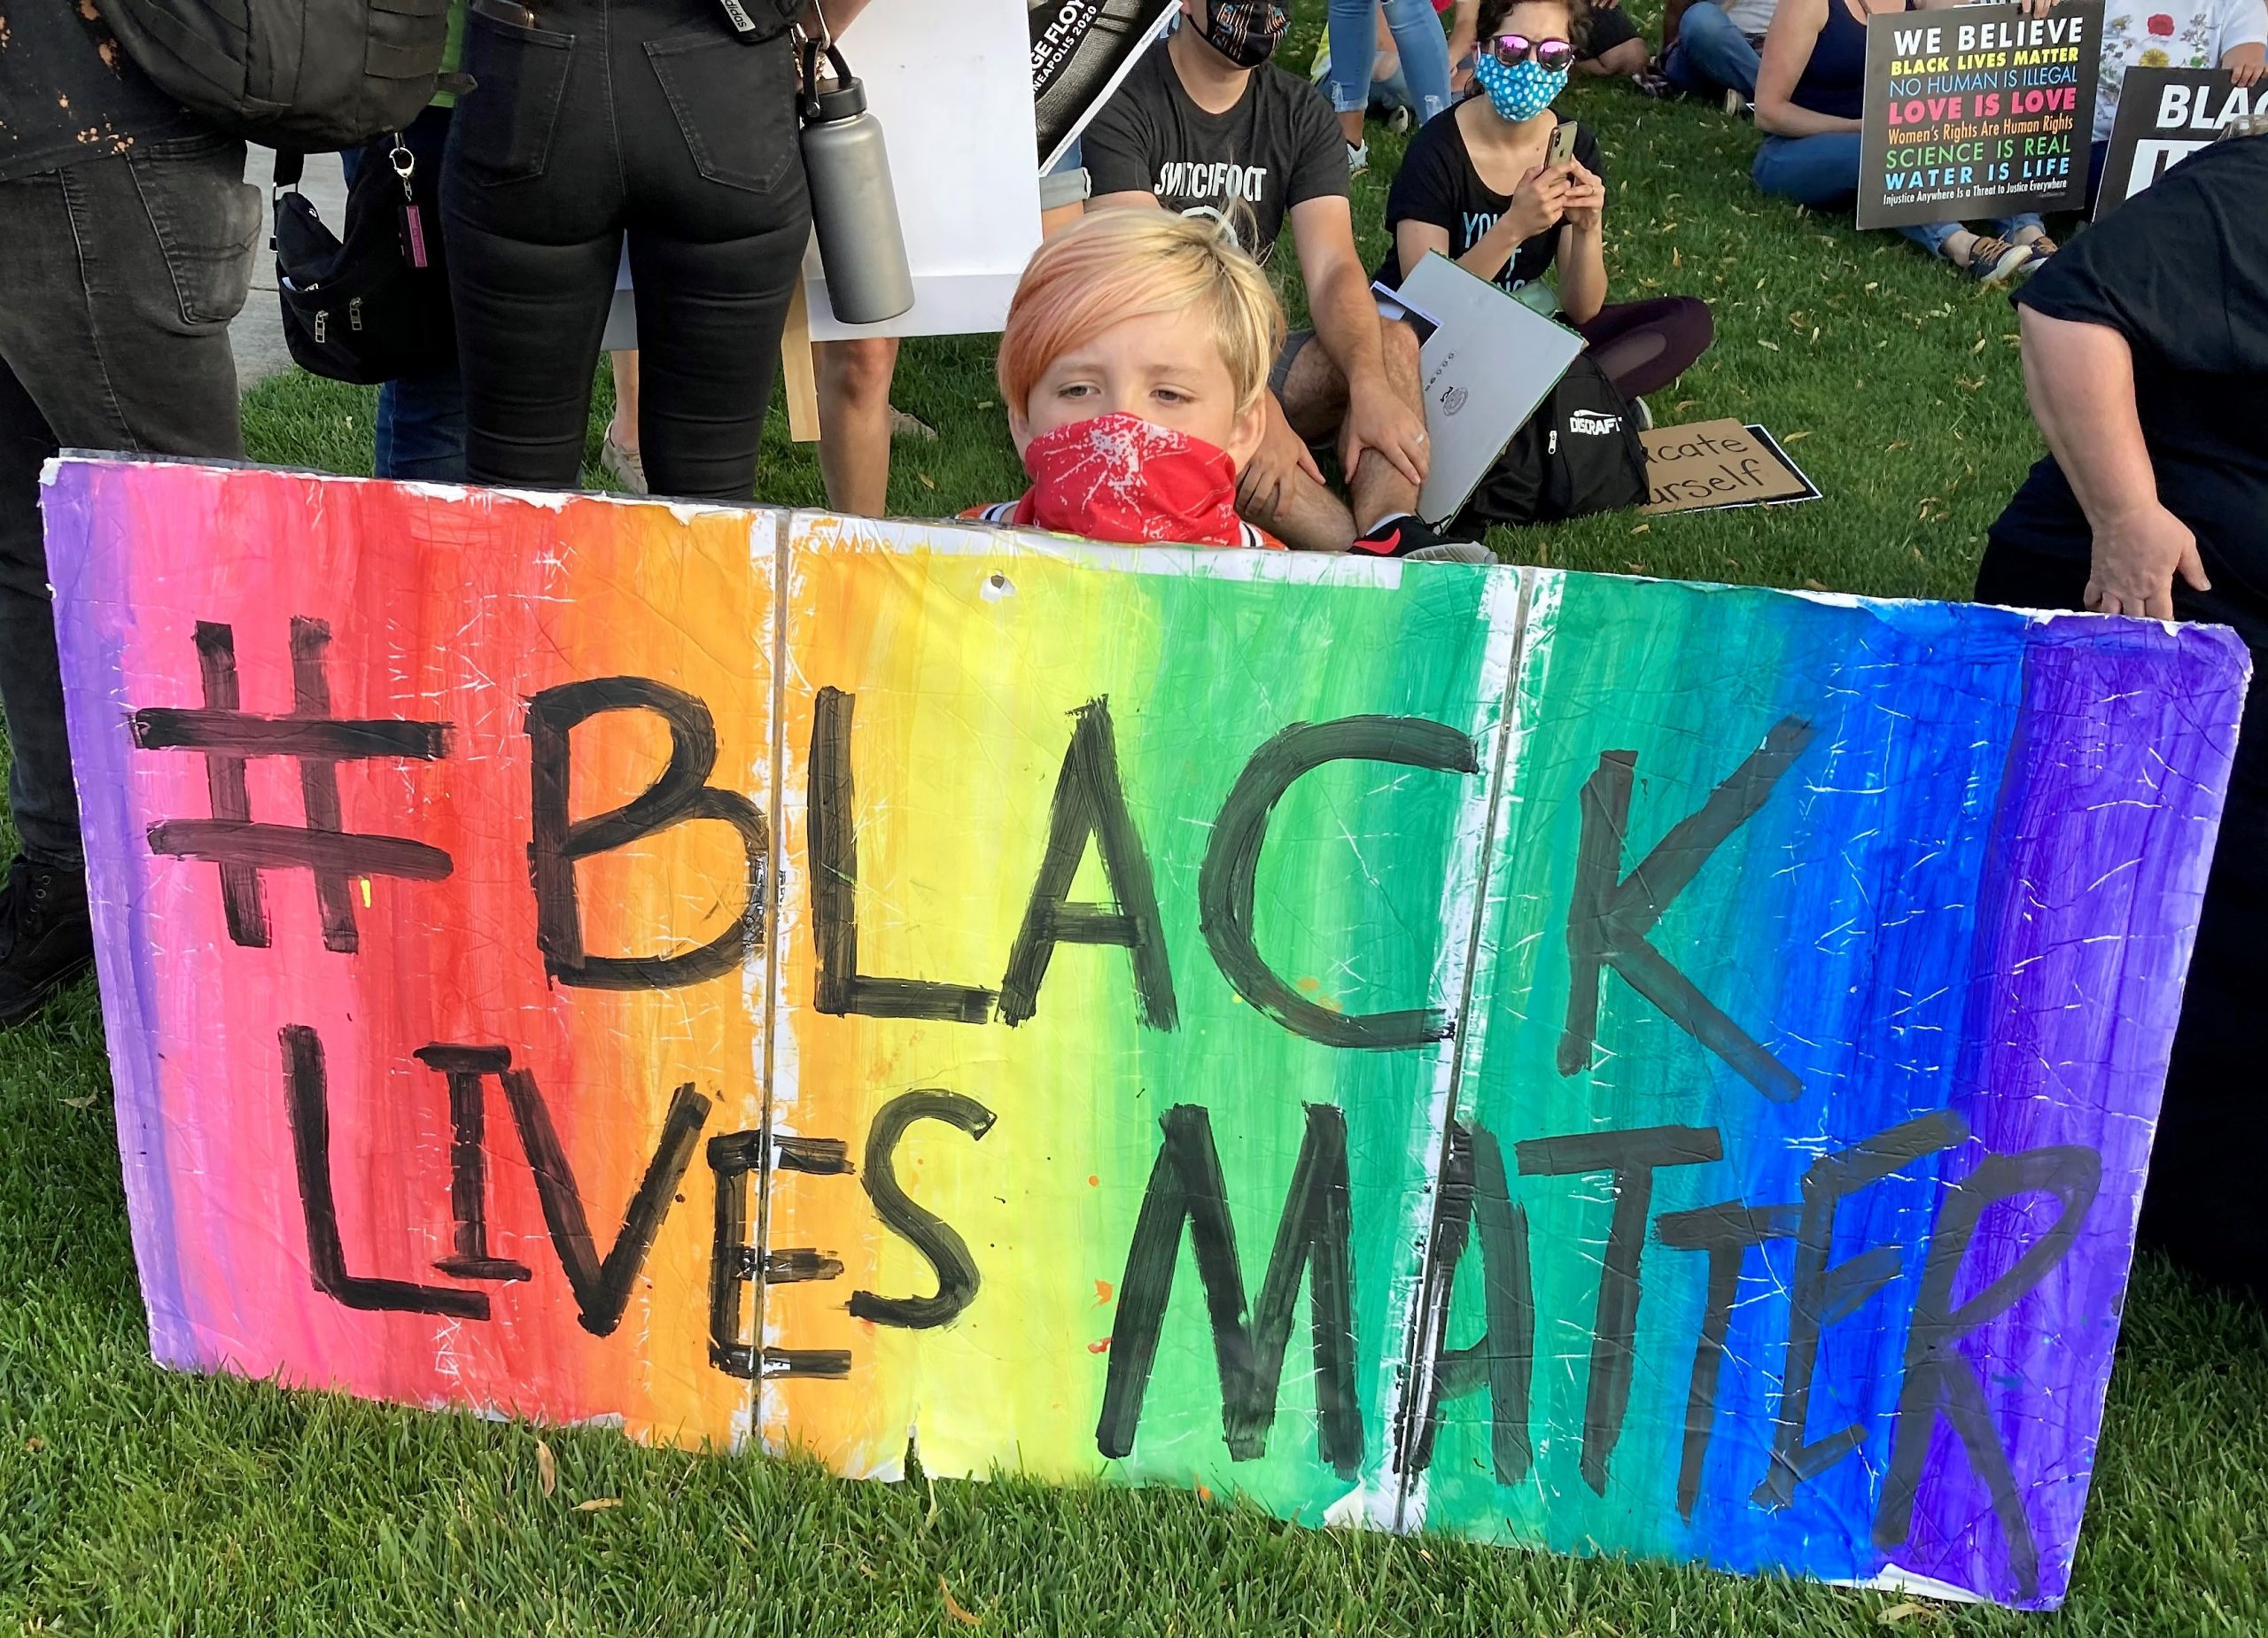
[799,38,915,325]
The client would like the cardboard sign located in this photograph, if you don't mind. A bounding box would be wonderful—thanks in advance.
[1032,0,1177,175]
[2096,67,2262,217]
[43,456,2253,1611]
[1858,1,2102,229]
[801,0,1041,340]
[1643,420,1819,515]
[1394,253,1584,528]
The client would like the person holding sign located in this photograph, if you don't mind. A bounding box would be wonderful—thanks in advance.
[2089,0,2264,195]
[1977,129,2268,1300]
[1751,0,2053,279]
[1381,0,1717,400]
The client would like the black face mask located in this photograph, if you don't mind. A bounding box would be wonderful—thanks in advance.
[1200,1,1289,68]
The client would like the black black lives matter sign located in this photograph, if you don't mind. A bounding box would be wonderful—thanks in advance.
[1858,1,2102,229]
[1031,0,1176,171]
[2096,66,2264,218]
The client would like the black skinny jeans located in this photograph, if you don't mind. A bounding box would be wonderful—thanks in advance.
[441,0,810,501]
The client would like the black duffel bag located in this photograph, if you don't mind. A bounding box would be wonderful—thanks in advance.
[272,141,456,388]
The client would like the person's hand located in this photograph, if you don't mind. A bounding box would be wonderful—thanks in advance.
[2085,502,2209,619]
[1559,159,1605,233]
[2229,56,2266,89]
[1504,165,1573,239]
[1238,407,1328,523]
[2014,0,2059,16]
[1338,375,1431,490]
[1448,26,1476,91]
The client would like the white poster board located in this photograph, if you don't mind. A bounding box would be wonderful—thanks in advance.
[804,0,1043,340]
[1394,253,1584,528]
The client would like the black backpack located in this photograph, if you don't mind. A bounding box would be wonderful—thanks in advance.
[1454,353,1649,532]
[96,0,450,149]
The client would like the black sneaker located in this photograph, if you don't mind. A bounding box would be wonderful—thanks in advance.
[1352,514,1495,564]
[0,855,95,1027]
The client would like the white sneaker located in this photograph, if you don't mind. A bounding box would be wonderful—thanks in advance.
[1347,140,1370,176]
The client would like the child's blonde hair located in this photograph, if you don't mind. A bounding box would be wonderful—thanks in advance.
[998,209,1286,420]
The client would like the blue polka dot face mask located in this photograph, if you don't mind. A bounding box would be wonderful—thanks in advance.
[1473,44,1572,123]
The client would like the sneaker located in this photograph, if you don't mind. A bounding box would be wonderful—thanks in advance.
[600,427,648,495]
[1347,140,1370,176]
[1385,105,1414,134]
[0,855,94,1028]
[889,408,939,442]
[1960,235,2033,288]
[1352,513,1494,563]
[2014,231,2058,275]
[1634,396,1655,431]
[1632,70,1675,98]
[1723,88,1746,116]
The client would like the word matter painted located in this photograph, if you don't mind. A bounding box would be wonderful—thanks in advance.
[43,458,2248,1609]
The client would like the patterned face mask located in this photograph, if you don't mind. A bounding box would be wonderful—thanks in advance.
[1016,413,1246,548]
[1472,51,1570,123]
[1200,0,1290,68]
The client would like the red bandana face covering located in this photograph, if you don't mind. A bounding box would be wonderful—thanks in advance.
[1013,413,1247,548]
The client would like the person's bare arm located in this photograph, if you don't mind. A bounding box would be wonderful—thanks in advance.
[1756,0,1860,135]
[1446,0,1482,90]
[2019,307,2208,618]
[1290,197,1429,487]
[1396,168,1571,286]
[1554,161,1607,322]
[1087,190,1166,212]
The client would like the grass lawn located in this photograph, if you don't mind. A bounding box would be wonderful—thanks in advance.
[7,15,2266,1634]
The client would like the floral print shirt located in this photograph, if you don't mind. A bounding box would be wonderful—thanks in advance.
[2097,0,2268,139]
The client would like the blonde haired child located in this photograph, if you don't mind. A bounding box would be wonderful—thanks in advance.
[967,208,1289,548]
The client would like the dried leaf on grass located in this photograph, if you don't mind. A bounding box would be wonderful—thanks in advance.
[573,1497,619,1512]
[941,1576,983,1626]
[535,1439,557,1498]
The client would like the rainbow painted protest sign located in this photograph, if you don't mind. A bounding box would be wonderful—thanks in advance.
[43,457,2249,1610]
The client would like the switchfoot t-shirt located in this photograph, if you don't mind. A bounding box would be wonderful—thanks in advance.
[1381,106,1604,295]
[1990,137,2268,579]
[0,0,204,181]
[1081,39,1348,262]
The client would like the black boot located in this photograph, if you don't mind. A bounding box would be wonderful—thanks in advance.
[0,855,94,1027]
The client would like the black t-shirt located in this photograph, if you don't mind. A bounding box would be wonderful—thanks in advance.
[1081,40,1348,264]
[1379,105,1604,296]
[1990,139,2268,584]
[0,0,204,182]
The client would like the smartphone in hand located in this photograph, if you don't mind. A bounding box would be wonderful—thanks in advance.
[1548,120,1580,166]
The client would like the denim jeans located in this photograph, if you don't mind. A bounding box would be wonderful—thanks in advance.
[1327,0,1455,128]
[0,135,258,870]
[341,105,467,482]
[1752,133,2043,256]
[1663,2,1761,97]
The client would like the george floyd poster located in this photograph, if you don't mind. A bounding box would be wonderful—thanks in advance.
[1032,0,1177,172]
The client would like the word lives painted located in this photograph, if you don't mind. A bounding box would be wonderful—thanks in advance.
[43,458,2247,1609]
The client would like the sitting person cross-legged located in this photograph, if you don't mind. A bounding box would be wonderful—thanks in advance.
[1082,0,1484,559]
[1751,0,2054,282]
[1382,0,1716,410]
[1662,0,1778,100]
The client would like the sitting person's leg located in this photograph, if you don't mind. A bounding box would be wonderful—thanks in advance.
[1270,321,1435,540]
[1379,0,1456,124]
[1751,130,1864,206]
[1574,4,1652,76]
[1244,330,1359,552]
[1664,1,1761,97]
[1576,298,1716,400]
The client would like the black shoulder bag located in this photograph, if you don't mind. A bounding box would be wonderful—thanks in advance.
[272,136,457,387]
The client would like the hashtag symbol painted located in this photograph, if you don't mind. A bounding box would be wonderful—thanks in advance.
[130,617,454,953]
